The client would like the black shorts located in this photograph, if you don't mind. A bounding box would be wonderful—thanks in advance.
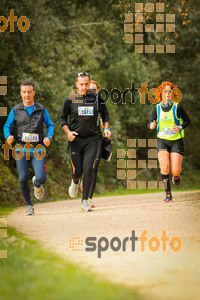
[157,138,184,156]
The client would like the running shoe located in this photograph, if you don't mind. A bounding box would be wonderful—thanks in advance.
[32,176,44,200]
[163,193,173,203]
[25,206,34,216]
[81,200,92,212]
[80,180,83,192]
[88,198,95,208]
[68,180,79,198]
[172,175,181,186]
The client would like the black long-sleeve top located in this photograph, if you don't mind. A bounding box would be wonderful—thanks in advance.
[60,92,110,138]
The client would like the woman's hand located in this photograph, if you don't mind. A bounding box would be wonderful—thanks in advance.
[104,128,111,138]
[150,120,156,130]
[173,125,181,133]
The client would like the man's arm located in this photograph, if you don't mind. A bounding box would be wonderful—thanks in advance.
[98,95,111,138]
[43,108,54,146]
[60,99,78,141]
[60,99,70,127]
[3,109,15,144]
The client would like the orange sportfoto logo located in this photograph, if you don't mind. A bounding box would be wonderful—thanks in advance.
[0,9,30,33]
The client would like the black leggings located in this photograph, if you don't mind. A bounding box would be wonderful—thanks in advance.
[68,136,98,200]
[88,137,103,199]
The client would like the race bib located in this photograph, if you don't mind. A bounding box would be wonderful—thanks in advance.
[161,128,175,136]
[78,106,94,116]
[22,132,39,142]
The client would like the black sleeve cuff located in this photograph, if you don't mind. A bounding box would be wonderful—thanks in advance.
[60,122,68,127]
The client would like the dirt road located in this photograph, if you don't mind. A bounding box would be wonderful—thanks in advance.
[8,191,200,300]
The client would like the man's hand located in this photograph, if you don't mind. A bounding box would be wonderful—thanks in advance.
[150,120,156,130]
[67,131,78,142]
[173,125,181,133]
[43,137,51,147]
[6,135,14,145]
[104,128,111,138]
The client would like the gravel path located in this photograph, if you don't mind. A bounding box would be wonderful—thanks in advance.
[8,191,200,300]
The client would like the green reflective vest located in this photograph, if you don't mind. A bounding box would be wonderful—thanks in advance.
[156,103,184,140]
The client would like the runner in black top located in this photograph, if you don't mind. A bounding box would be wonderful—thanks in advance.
[60,72,111,212]
[80,80,111,208]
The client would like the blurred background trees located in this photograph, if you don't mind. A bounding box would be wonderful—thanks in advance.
[0,0,199,205]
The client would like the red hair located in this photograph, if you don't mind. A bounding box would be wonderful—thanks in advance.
[90,80,99,91]
[155,81,177,102]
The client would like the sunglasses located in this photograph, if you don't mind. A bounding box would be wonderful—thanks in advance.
[162,89,172,93]
[76,72,89,77]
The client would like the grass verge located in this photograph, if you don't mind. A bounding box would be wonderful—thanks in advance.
[0,209,144,300]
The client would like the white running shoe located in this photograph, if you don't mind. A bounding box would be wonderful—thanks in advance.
[25,206,34,216]
[32,176,45,200]
[68,180,79,198]
[81,200,92,212]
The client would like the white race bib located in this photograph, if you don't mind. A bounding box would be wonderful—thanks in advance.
[78,106,94,116]
[161,128,175,136]
[22,132,39,142]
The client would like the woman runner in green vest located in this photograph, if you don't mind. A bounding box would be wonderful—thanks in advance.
[148,81,190,203]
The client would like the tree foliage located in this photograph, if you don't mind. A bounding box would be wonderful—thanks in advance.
[0,0,199,204]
